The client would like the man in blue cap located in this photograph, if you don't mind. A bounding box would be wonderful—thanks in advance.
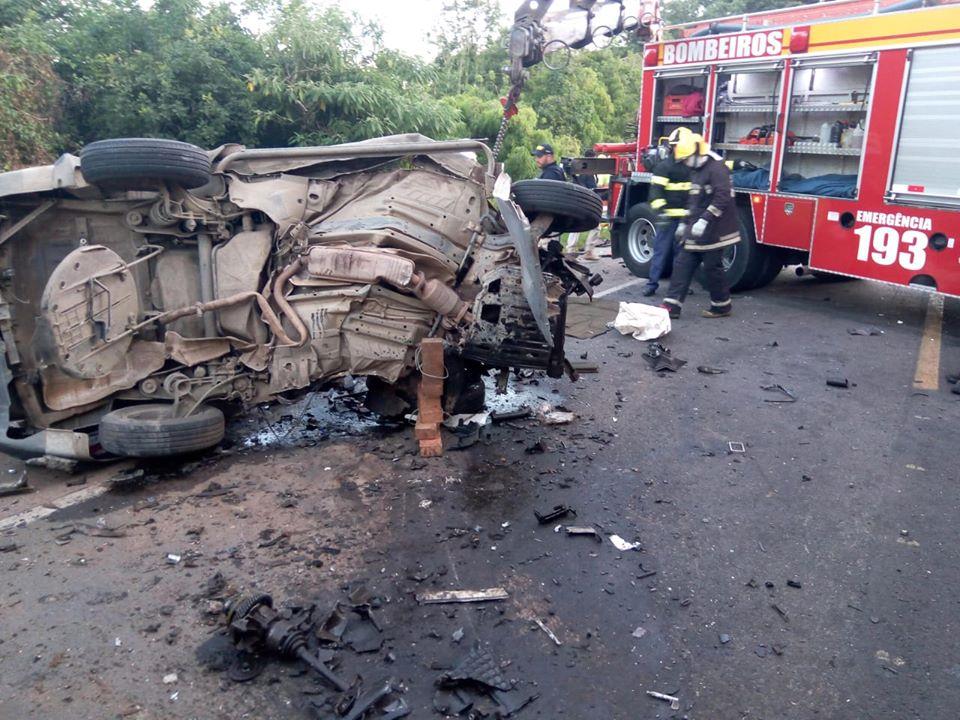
[531,143,567,181]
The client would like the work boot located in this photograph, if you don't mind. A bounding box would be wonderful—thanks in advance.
[701,306,732,318]
[642,284,657,297]
[660,303,681,320]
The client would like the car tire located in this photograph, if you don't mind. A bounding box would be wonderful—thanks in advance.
[80,138,212,190]
[99,403,225,458]
[511,179,602,234]
[617,203,661,279]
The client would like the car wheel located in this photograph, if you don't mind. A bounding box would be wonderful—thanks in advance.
[511,179,602,234]
[99,403,225,458]
[80,138,212,190]
[618,203,659,279]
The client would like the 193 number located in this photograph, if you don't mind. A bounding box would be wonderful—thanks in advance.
[854,225,927,271]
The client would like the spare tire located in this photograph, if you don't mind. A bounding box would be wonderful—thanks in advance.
[80,138,212,190]
[511,179,602,234]
[99,403,225,458]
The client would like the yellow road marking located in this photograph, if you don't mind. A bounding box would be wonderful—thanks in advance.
[913,294,944,390]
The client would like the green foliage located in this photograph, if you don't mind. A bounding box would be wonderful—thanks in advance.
[52,0,264,148]
[0,25,62,170]
[0,0,652,180]
[663,0,805,26]
[249,2,458,146]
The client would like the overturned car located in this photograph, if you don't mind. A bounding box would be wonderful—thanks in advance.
[0,135,601,459]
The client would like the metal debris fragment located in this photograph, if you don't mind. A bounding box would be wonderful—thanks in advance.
[532,617,562,646]
[761,384,797,403]
[697,365,726,375]
[728,441,746,453]
[534,505,575,524]
[415,588,509,604]
[646,690,680,710]
[826,376,851,388]
[564,525,602,543]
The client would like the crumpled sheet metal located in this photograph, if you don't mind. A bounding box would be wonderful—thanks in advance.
[612,302,671,341]
[220,133,485,183]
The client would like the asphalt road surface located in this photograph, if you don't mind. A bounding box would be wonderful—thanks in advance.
[1,256,958,720]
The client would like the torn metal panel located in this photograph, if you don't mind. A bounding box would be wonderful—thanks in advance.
[415,588,509,604]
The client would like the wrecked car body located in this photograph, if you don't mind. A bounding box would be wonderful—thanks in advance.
[0,134,600,459]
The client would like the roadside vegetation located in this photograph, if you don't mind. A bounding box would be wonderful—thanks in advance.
[0,0,791,177]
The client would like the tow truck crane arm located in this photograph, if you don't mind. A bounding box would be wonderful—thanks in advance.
[493,1,657,159]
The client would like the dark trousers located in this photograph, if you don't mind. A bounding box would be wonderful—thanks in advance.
[663,245,732,309]
[645,219,680,289]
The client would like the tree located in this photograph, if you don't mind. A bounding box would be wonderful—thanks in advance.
[52,0,265,148]
[0,23,62,169]
[249,2,459,146]
[429,0,506,95]
[663,0,807,26]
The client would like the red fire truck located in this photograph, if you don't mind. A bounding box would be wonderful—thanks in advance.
[609,0,960,295]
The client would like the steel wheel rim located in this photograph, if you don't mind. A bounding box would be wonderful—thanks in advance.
[627,217,655,263]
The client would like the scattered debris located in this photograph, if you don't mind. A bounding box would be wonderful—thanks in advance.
[612,302,671,341]
[608,534,641,552]
[646,690,680,711]
[532,617,562,646]
[697,365,726,375]
[771,603,790,623]
[727,441,746,454]
[719,633,731,644]
[848,325,883,336]
[166,553,182,564]
[490,408,531,423]
[0,471,31,497]
[341,680,406,720]
[415,588,509,605]
[452,628,465,644]
[0,540,18,553]
[534,504,575,524]
[644,342,686,372]
[540,410,575,425]
[826,376,851,388]
[786,579,802,589]
[569,360,599,373]
[564,525,602,543]
[162,673,178,684]
[224,593,349,691]
[444,412,493,449]
[761,384,797,403]
[25,456,80,473]
[632,626,647,639]
[434,644,538,718]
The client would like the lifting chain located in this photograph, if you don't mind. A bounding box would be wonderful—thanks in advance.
[492,80,525,162]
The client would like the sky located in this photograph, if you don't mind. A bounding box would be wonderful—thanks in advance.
[345,0,518,58]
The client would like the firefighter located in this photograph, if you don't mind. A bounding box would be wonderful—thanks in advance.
[642,127,693,297]
[660,132,740,319]
[531,143,567,181]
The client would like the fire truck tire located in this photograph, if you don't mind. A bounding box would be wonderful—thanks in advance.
[618,203,661,278]
[697,205,773,292]
[511,179,603,234]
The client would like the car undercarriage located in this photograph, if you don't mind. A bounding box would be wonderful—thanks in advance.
[0,134,601,459]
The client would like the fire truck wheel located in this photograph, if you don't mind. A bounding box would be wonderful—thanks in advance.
[698,205,776,292]
[510,179,603,234]
[618,203,660,278]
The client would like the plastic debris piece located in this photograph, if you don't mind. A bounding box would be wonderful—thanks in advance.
[609,534,641,552]
[632,626,647,639]
[728,441,746,453]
